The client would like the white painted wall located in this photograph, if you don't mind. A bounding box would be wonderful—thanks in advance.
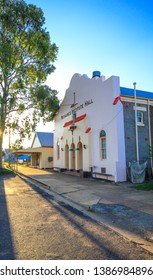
[54,72,126,181]
[32,135,41,148]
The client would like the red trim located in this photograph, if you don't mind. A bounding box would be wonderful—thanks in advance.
[75,113,86,123]
[63,113,86,127]
[63,120,72,127]
[85,127,91,133]
[113,96,123,105]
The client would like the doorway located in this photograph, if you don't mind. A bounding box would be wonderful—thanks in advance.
[70,143,75,170]
[77,142,83,170]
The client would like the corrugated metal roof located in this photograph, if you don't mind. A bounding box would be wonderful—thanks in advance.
[36,132,54,147]
[120,87,153,99]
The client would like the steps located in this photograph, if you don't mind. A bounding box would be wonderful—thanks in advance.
[63,170,81,177]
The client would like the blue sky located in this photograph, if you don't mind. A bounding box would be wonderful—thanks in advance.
[4,0,153,148]
[25,0,153,100]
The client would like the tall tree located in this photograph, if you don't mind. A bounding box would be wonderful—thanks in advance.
[0,0,59,168]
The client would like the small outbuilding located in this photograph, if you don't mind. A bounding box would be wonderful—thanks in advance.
[14,132,54,169]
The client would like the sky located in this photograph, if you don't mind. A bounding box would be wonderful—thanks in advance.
[25,0,153,94]
[4,0,153,148]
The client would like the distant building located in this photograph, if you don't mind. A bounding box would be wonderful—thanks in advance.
[14,132,54,169]
[54,71,153,182]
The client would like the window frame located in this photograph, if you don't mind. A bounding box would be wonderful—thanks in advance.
[137,110,144,125]
[100,130,107,160]
[133,106,146,126]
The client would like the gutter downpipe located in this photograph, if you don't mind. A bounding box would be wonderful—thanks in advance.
[134,82,139,163]
[148,99,153,170]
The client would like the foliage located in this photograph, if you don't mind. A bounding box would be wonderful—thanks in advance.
[0,0,59,168]
[11,141,24,151]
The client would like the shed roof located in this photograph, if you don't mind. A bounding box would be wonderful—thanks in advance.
[35,132,54,147]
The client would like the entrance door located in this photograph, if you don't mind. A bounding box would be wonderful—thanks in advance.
[70,143,75,170]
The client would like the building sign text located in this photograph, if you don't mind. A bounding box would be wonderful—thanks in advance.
[61,99,93,120]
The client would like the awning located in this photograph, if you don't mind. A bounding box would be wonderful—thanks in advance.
[12,147,51,154]
[63,113,86,127]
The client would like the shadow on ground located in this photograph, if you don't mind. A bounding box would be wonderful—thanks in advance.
[0,175,15,260]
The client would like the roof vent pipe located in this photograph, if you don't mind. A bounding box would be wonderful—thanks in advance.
[92,71,101,78]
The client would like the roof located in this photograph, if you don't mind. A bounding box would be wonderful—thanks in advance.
[120,87,153,100]
[12,147,50,154]
[36,132,54,147]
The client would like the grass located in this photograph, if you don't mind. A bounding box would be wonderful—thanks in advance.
[0,167,15,175]
[4,161,29,167]
[134,181,153,191]
[17,162,30,167]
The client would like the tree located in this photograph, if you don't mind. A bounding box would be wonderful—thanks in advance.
[2,150,5,157]
[0,0,59,168]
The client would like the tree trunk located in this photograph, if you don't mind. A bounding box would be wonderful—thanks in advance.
[0,132,3,169]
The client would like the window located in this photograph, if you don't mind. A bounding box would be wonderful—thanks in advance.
[101,167,106,174]
[100,130,107,160]
[133,106,146,126]
[137,111,144,125]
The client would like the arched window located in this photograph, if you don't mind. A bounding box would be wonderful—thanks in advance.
[57,141,60,160]
[100,130,106,160]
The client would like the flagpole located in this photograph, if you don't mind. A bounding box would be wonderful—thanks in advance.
[148,99,152,169]
[133,82,139,163]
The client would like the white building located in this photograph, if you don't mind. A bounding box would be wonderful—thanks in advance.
[54,71,126,182]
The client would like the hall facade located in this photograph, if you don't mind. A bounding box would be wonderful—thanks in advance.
[54,71,153,182]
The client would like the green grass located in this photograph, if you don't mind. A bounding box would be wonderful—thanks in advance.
[134,181,153,191]
[0,167,15,175]
[17,162,30,167]
[4,161,29,167]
